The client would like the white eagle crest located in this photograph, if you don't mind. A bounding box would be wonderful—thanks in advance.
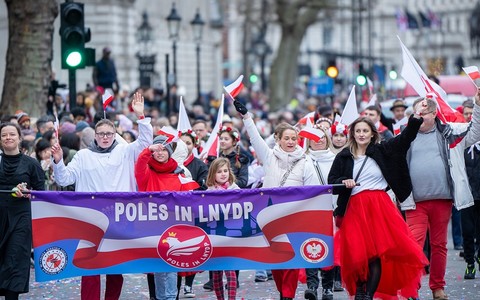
[306,243,322,259]
[162,235,205,256]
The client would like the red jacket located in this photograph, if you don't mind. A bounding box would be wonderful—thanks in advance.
[135,148,199,192]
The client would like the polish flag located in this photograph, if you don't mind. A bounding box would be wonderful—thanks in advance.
[53,114,60,139]
[102,89,114,110]
[299,126,325,143]
[223,75,244,99]
[392,116,408,136]
[157,126,179,144]
[463,66,480,86]
[340,86,359,126]
[200,95,224,159]
[398,36,456,123]
[297,111,315,125]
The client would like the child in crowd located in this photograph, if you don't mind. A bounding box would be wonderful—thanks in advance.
[206,157,239,300]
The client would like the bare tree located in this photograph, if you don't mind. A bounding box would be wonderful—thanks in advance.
[1,0,58,117]
[269,0,325,111]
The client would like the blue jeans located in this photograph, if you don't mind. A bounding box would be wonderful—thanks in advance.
[154,272,177,300]
[452,206,463,247]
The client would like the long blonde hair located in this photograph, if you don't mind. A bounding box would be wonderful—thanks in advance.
[206,157,236,187]
[347,117,380,158]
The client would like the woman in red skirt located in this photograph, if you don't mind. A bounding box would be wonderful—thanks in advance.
[328,104,429,300]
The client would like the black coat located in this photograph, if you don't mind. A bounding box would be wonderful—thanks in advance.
[207,150,249,188]
[465,146,480,200]
[328,115,423,216]
[185,156,209,190]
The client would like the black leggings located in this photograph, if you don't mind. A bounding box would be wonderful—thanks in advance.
[4,290,20,300]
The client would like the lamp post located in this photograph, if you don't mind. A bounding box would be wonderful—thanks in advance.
[191,9,205,102]
[253,35,270,92]
[166,3,181,85]
[136,12,155,88]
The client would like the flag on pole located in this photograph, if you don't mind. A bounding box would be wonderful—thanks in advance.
[367,94,377,107]
[367,77,374,95]
[53,114,60,140]
[200,95,224,159]
[463,66,480,86]
[340,86,359,126]
[177,96,192,132]
[299,127,325,143]
[398,36,456,123]
[223,75,244,99]
[297,111,316,125]
[102,89,114,110]
[392,116,408,136]
[157,126,179,144]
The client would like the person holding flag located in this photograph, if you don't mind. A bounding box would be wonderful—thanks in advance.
[328,105,429,300]
[400,90,480,300]
[50,92,152,300]
[233,100,316,300]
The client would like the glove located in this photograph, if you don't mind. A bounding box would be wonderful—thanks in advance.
[233,100,248,115]
[334,216,344,228]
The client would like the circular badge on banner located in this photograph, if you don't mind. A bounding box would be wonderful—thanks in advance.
[158,224,212,269]
[300,238,328,263]
[40,246,68,275]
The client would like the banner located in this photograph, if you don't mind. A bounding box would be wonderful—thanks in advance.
[31,186,333,282]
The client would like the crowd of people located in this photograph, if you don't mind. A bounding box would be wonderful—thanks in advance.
[1,82,480,300]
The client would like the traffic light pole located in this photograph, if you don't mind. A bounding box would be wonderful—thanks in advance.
[69,69,76,110]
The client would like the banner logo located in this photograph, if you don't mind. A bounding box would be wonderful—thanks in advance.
[157,224,212,269]
[40,246,68,275]
[300,238,328,263]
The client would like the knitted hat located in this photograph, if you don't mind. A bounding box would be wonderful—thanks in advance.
[16,112,30,125]
[75,121,90,132]
[60,122,76,134]
[153,135,173,156]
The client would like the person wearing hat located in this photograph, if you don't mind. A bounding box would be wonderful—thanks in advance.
[50,92,152,300]
[381,99,408,133]
[92,46,120,94]
[16,112,35,140]
[135,135,199,300]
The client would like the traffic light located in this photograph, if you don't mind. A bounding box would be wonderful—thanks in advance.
[356,63,367,86]
[60,2,94,69]
[249,74,258,83]
[389,69,398,80]
[326,59,338,78]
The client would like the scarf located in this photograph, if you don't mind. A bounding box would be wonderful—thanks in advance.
[148,157,182,174]
[88,140,119,153]
[308,149,336,162]
[272,144,305,169]
[184,153,195,166]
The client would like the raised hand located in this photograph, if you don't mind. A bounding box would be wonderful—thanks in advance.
[51,142,64,164]
[233,100,248,115]
[475,87,480,106]
[131,92,145,118]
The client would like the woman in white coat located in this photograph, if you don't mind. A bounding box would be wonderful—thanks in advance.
[234,101,315,300]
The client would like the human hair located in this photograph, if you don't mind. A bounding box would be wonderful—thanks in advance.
[206,157,236,187]
[36,115,55,131]
[412,97,437,113]
[218,126,242,168]
[192,119,207,127]
[463,99,474,109]
[347,117,380,158]
[60,132,81,151]
[0,122,22,138]
[274,122,297,142]
[95,119,116,132]
[35,138,51,161]
[364,105,381,115]
[305,126,332,152]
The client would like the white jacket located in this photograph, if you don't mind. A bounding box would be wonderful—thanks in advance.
[306,149,338,208]
[401,104,480,210]
[243,116,315,188]
[52,118,153,192]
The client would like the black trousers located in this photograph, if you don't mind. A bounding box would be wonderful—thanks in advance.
[306,268,334,291]
[461,201,480,264]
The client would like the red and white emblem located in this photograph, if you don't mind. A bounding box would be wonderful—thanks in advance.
[300,238,328,263]
[157,224,212,269]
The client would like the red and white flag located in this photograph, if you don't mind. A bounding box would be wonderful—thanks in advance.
[392,116,408,136]
[367,77,374,95]
[156,126,179,144]
[299,127,325,143]
[340,86,359,126]
[200,95,224,159]
[463,66,480,86]
[223,75,244,99]
[398,36,456,123]
[102,89,114,110]
[53,114,60,139]
[297,111,315,125]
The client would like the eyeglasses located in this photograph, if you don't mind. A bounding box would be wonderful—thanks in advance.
[95,132,115,138]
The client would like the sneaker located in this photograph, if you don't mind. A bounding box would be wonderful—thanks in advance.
[304,288,317,300]
[321,288,333,300]
[203,280,213,291]
[254,275,268,282]
[464,264,476,279]
[333,280,344,292]
[184,285,195,298]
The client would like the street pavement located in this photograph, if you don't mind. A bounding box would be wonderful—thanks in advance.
[23,228,480,299]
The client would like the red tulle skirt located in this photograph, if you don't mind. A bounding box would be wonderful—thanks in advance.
[335,190,428,298]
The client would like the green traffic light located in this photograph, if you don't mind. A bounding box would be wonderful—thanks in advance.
[356,75,367,86]
[249,74,258,83]
[389,70,398,80]
[66,51,82,67]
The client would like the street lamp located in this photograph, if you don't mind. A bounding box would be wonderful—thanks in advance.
[252,35,270,92]
[166,3,182,84]
[191,9,205,102]
[136,12,155,88]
